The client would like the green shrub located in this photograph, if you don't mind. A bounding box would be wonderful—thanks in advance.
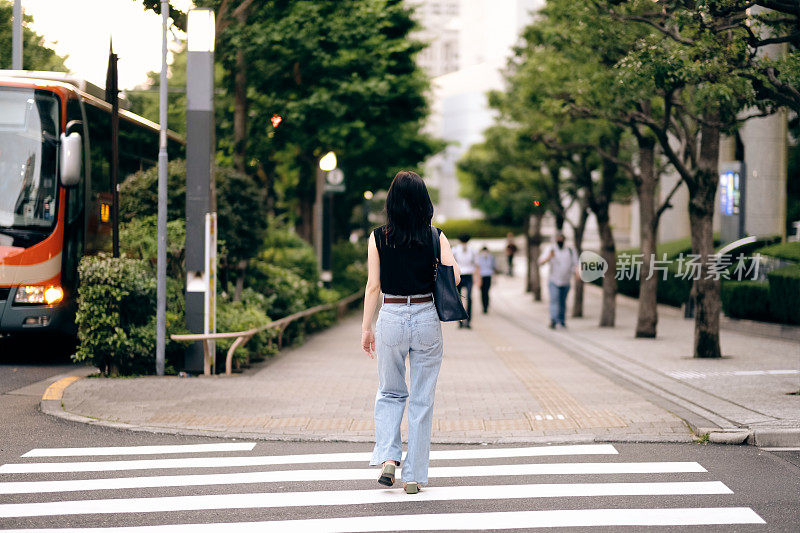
[247,262,318,319]
[256,225,319,282]
[767,265,800,324]
[757,241,800,263]
[436,219,521,239]
[332,240,367,294]
[120,216,186,281]
[215,297,276,370]
[721,281,772,321]
[598,254,691,308]
[120,159,268,282]
[72,255,161,376]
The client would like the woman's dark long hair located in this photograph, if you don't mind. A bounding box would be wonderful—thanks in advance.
[384,170,434,247]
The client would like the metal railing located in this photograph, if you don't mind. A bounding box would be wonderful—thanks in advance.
[171,289,365,375]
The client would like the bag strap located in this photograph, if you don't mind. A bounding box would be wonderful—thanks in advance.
[430,226,441,263]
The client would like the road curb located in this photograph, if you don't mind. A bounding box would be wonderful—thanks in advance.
[748,428,800,447]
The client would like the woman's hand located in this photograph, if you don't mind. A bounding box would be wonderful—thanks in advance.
[361,328,376,359]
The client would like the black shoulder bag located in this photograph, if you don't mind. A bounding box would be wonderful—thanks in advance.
[430,226,468,322]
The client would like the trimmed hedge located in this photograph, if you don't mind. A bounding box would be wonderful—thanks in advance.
[721,281,772,321]
[767,265,800,324]
[756,241,800,263]
[436,218,521,239]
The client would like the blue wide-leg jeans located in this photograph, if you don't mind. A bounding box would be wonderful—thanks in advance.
[369,295,443,485]
[548,280,570,325]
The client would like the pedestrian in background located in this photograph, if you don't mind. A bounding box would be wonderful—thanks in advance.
[538,232,578,329]
[452,234,477,328]
[361,170,461,494]
[505,232,518,276]
[476,246,496,314]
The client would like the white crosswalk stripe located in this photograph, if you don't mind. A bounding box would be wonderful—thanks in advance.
[1,442,765,531]
[0,444,618,473]
[21,443,258,458]
[0,462,707,494]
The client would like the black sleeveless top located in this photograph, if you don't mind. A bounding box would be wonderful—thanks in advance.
[374,225,442,296]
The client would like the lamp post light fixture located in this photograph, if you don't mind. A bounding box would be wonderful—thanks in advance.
[185,7,217,374]
[362,190,373,240]
[319,151,337,172]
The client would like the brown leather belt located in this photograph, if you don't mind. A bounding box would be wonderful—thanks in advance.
[384,295,433,304]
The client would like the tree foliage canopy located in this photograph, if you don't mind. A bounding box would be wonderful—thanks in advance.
[0,1,68,71]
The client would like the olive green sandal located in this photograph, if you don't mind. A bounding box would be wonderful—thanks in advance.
[404,482,421,494]
[378,463,396,487]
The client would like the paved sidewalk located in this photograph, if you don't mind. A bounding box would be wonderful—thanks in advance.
[55,277,699,444]
[52,274,798,445]
[493,277,800,446]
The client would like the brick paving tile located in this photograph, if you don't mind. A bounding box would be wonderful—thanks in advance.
[61,275,694,443]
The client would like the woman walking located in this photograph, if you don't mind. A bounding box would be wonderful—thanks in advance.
[361,170,461,494]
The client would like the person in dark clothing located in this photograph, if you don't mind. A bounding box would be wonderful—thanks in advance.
[476,246,496,313]
[505,233,518,276]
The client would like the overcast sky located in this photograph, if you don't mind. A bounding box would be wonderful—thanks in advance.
[21,0,194,90]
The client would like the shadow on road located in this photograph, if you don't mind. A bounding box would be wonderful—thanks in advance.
[0,333,77,365]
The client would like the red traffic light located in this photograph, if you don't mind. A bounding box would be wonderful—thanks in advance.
[533,200,540,207]
[270,114,283,128]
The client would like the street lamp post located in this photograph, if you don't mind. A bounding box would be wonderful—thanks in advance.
[319,152,337,287]
[185,8,216,374]
[12,0,22,70]
[155,0,170,376]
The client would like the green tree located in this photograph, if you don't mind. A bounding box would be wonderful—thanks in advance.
[127,50,190,137]
[597,0,786,357]
[138,0,442,243]
[0,1,68,71]
[459,126,550,300]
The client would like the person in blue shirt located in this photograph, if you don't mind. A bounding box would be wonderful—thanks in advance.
[476,246,496,314]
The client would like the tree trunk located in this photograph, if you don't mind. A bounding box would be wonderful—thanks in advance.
[597,211,617,327]
[689,119,722,358]
[526,213,542,301]
[571,200,589,318]
[232,46,248,174]
[525,216,532,293]
[296,195,314,244]
[233,259,247,302]
[635,139,659,338]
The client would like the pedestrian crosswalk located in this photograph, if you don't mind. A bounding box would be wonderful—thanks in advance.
[0,442,765,531]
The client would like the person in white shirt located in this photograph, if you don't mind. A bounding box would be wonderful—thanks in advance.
[538,232,578,329]
[452,234,477,328]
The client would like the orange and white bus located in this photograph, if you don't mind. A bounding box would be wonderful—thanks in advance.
[0,71,183,336]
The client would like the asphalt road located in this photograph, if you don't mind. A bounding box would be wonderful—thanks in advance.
[1,359,799,532]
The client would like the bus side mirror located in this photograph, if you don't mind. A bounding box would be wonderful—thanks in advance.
[60,132,82,187]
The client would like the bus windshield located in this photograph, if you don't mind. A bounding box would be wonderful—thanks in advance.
[0,88,60,238]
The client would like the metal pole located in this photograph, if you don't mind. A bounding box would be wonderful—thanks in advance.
[156,0,169,376]
[109,49,120,258]
[12,0,22,70]
[321,191,333,287]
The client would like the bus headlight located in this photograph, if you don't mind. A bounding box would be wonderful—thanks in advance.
[14,285,63,305]
[44,286,64,305]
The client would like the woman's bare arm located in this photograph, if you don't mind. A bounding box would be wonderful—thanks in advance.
[439,232,461,285]
[361,232,381,358]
